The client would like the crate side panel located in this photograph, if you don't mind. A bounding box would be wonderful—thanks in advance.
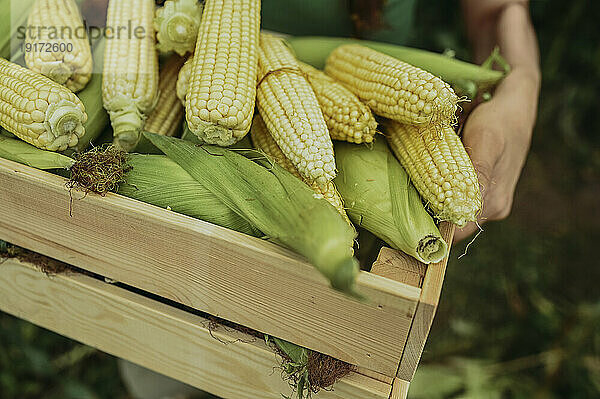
[0,259,391,399]
[0,159,419,376]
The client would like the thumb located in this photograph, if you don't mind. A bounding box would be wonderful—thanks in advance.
[460,118,504,207]
[453,115,505,243]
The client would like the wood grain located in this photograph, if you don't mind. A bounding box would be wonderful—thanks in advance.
[0,259,392,399]
[0,158,420,376]
[371,248,427,288]
[356,367,395,385]
[396,222,455,380]
[389,378,410,399]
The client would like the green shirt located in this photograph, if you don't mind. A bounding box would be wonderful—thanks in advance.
[261,0,417,45]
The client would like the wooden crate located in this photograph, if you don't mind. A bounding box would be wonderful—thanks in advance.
[0,157,454,399]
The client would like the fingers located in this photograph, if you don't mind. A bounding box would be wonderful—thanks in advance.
[461,104,505,203]
[453,103,505,243]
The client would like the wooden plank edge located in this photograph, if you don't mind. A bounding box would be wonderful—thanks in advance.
[395,222,455,381]
[389,378,410,399]
[0,258,391,399]
[356,367,395,385]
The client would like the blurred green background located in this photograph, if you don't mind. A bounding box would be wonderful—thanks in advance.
[1,0,598,398]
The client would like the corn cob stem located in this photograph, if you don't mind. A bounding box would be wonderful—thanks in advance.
[25,0,93,92]
[385,120,481,227]
[154,0,203,56]
[0,58,87,151]
[257,33,336,188]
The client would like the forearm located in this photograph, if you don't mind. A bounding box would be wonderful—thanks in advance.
[462,0,540,82]
[454,1,541,241]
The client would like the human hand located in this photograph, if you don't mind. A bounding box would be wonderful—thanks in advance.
[454,66,540,242]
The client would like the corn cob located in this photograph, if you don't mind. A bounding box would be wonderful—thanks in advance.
[176,55,192,105]
[325,44,459,129]
[385,120,481,227]
[185,0,260,146]
[154,0,203,56]
[24,0,92,92]
[0,58,87,151]
[250,114,352,226]
[144,54,185,137]
[102,0,159,151]
[69,38,110,153]
[288,37,506,99]
[257,33,335,187]
[334,140,448,264]
[298,61,377,144]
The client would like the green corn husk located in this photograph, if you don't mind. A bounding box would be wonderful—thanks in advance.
[287,36,507,98]
[118,154,260,237]
[0,134,74,169]
[334,140,447,264]
[132,133,166,154]
[180,121,203,144]
[270,336,311,399]
[145,132,359,295]
[1,0,37,60]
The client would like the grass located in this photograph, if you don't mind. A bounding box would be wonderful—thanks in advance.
[1,0,598,397]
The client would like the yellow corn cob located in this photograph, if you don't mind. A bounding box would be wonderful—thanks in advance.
[102,0,159,151]
[24,0,92,92]
[0,58,87,150]
[257,33,335,187]
[250,114,352,226]
[144,55,186,137]
[298,61,377,144]
[325,44,459,129]
[385,120,481,227]
[154,0,203,56]
[185,0,260,146]
[176,55,192,106]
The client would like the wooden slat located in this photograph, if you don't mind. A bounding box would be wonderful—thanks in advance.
[371,248,427,288]
[0,259,391,399]
[396,223,455,380]
[0,158,420,376]
[389,378,410,399]
[356,367,394,385]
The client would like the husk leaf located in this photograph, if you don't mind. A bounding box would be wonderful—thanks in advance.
[118,154,260,237]
[0,135,74,169]
[334,140,447,264]
[144,132,359,295]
